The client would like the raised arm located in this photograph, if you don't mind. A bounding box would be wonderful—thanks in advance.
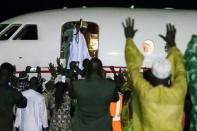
[49,62,57,80]
[159,24,187,97]
[123,18,147,93]
[167,47,187,95]
[159,23,186,84]
[123,18,144,71]
[159,24,176,52]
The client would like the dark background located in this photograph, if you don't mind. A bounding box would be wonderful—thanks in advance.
[0,0,196,22]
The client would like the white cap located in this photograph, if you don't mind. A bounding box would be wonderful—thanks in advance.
[151,58,171,79]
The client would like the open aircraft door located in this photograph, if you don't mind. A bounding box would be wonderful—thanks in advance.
[60,19,99,68]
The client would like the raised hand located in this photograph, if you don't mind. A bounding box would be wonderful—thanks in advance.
[159,24,176,50]
[122,17,138,38]
[49,62,57,78]
[56,57,64,74]
[56,57,61,66]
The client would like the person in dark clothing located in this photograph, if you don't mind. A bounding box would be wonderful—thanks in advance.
[72,58,119,131]
[69,61,82,81]
[0,62,16,76]
[0,62,16,87]
[110,66,125,93]
[10,75,19,89]
[184,87,192,131]
[35,66,45,93]
[0,63,27,131]
[29,76,39,89]
[81,58,90,78]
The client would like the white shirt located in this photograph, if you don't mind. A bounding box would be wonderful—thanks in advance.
[67,28,91,69]
[14,89,48,131]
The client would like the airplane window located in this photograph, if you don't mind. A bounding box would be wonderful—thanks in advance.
[142,40,154,55]
[13,25,38,40]
[0,24,9,33]
[0,24,21,40]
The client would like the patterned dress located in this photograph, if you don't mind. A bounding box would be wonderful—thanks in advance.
[49,92,71,131]
[184,35,197,131]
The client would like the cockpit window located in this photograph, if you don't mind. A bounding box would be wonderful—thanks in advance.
[0,24,21,40]
[13,24,38,40]
[0,24,9,32]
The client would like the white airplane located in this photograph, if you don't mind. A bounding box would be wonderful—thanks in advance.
[0,7,197,78]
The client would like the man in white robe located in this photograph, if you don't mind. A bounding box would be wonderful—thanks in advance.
[67,28,91,69]
[14,77,48,131]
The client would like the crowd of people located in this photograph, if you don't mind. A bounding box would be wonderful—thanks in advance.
[0,17,196,131]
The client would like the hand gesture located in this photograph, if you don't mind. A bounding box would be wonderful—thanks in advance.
[56,57,64,74]
[159,24,176,49]
[56,57,61,66]
[49,63,57,78]
[57,66,64,75]
[122,17,138,38]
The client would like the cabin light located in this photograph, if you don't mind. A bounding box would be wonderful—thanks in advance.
[82,6,87,8]
[130,5,134,9]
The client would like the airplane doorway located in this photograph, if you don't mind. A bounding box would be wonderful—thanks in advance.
[60,20,99,68]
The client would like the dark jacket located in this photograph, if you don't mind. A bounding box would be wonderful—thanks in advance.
[0,86,27,131]
[72,75,119,131]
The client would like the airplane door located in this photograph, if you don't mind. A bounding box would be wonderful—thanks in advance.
[60,20,99,68]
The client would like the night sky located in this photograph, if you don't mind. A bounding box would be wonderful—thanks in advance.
[0,0,196,22]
